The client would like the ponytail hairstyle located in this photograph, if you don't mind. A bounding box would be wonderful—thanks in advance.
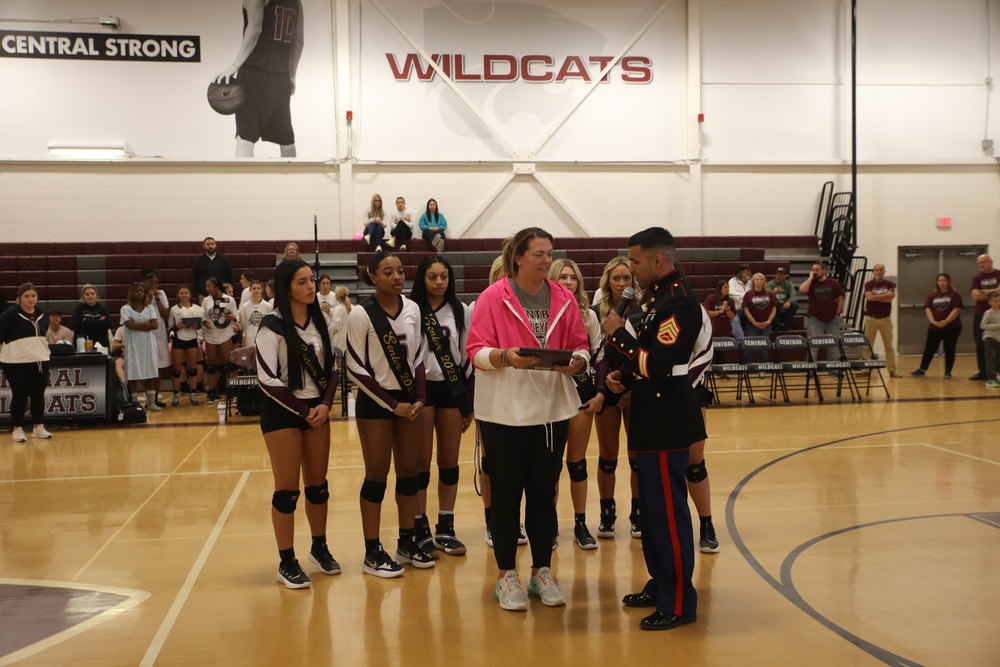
[501,227,554,278]
[334,284,353,314]
[272,259,334,392]
[548,258,589,322]
[488,256,506,284]
[411,255,465,340]
[364,250,397,287]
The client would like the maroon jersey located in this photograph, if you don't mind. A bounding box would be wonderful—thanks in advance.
[806,277,843,323]
[704,294,735,338]
[972,270,1000,315]
[743,289,776,325]
[864,279,895,318]
[243,0,300,74]
[923,290,963,330]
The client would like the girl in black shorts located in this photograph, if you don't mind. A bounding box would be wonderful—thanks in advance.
[256,259,340,589]
[346,251,433,577]
[410,256,474,557]
[168,286,203,406]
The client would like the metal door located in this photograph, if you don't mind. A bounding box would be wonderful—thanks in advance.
[897,246,986,355]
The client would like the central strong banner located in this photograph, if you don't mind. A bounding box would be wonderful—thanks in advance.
[357,0,685,161]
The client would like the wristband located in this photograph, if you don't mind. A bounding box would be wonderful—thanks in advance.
[500,348,511,367]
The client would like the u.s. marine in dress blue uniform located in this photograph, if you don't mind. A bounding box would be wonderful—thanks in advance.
[607,267,707,630]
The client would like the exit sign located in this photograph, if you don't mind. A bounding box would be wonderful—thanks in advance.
[938,216,952,229]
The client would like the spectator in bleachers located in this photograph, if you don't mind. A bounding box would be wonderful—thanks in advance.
[592,256,643,540]
[419,199,447,252]
[0,283,52,442]
[911,273,964,379]
[863,264,901,378]
[316,274,336,314]
[550,258,602,550]
[283,242,300,262]
[330,285,351,355]
[143,271,171,409]
[727,264,752,312]
[168,287,204,407]
[73,285,110,348]
[238,270,257,309]
[202,277,239,402]
[45,310,73,345]
[121,282,161,411]
[239,280,273,348]
[742,273,776,368]
[191,237,234,299]
[766,267,799,330]
[386,196,414,251]
[363,194,387,250]
[705,280,740,341]
[799,262,844,347]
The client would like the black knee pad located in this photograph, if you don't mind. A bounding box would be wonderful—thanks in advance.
[598,456,618,474]
[417,471,431,490]
[271,489,300,514]
[395,475,419,497]
[438,465,459,486]
[687,460,708,484]
[304,479,329,505]
[204,364,216,376]
[628,457,639,473]
[481,456,489,476]
[187,367,198,378]
[360,479,387,504]
[172,370,182,379]
[197,360,206,368]
[567,459,588,483]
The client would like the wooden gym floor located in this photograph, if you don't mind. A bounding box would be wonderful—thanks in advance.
[1,355,997,666]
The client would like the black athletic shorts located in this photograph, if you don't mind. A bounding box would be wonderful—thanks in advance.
[260,395,325,434]
[235,66,295,146]
[172,338,199,351]
[425,380,461,409]
[356,388,413,420]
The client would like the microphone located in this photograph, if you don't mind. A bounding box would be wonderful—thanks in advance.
[615,287,635,317]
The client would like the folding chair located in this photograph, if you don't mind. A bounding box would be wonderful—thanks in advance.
[226,345,260,421]
[741,336,787,402]
[839,332,890,398]
[773,335,820,401]
[707,337,754,404]
[808,335,856,400]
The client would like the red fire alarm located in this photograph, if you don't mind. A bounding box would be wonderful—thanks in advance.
[346,110,354,121]
[697,113,704,123]
[937,216,951,229]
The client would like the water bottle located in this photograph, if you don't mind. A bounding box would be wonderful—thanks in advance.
[217,401,226,422]
[76,337,86,353]
[347,392,356,418]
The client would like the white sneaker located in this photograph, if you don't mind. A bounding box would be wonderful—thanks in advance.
[12,427,27,443]
[528,567,566,606]
[375,245,382,252]
[386,237,395,248]
[145,396,162,412]
[31,426,52,440]
[495,571,528,611]
[363,234,370,245]
[399,245,407,252]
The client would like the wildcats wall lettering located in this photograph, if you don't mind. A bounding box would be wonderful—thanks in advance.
[386,53,653,83]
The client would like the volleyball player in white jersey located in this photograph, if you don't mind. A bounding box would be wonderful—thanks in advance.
[410,256,475,558]
[239,280,273,347]
[256,259,340,589]
[686,299,721,554]
[201,277,239,402]
[168,287,204,406]
[346,251,434,577]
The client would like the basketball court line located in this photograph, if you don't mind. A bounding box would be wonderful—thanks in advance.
[727,418,1000,667]
[138,471,249,667]
[70,427,218,582]
[920,444,1000,466]
[0,580,150,667]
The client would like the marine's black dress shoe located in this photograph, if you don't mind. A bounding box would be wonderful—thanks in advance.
[622,591,657,608]
[639,610,696,631]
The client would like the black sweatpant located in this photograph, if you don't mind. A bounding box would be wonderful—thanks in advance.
[919,327,962,373]
[390,222,413,245]
[479,420,567,572]
[2,361,49,428]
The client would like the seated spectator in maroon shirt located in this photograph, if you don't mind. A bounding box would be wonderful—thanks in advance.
[911,273,964,379]
[742,273,776,364]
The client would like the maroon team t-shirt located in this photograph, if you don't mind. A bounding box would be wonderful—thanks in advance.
[972,270,1000,315]
[704,295,735,337]
[806,277,844,323]
[864,279,895,318]
[743,289,777,325]
[923,290,963,330]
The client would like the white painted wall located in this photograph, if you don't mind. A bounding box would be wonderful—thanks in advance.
[0,0,998,270]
